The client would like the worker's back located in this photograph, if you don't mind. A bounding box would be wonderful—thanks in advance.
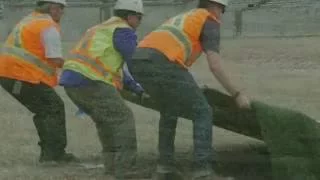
[0,12,60,87]
[138,8,220,68]
[63,16,133,89]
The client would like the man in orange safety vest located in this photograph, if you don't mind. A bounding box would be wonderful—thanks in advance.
[0,0,78,163]
[131,0,250,179]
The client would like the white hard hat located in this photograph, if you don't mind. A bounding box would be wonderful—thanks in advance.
[37,0,67,6]
[209,0,229,6]
[114,0,144,14]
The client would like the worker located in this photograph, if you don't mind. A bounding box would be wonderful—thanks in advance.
[0,0,78,163]
[130,0,251,179]
[59,0,146,178]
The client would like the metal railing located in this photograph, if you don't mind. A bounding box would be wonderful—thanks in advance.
[1,0,319,40]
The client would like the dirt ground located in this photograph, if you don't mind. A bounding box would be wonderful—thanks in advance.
[0,37,319,180]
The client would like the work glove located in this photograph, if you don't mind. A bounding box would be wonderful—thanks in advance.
[75,109,87,120]
[129,82,150,103]
[139,91,150,104]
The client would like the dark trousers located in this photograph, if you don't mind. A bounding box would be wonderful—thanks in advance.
[64,82,137,177]
[0,77,67,157]
[131,49,213,169]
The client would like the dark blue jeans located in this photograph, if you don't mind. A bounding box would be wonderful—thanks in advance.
[131,48,213,170]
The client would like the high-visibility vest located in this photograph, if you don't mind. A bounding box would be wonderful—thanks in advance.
[0,12,61,87]
[138,8,220,68]
[63,16,131,89]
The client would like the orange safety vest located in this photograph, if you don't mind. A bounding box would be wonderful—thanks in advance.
[0,12,61,87]
[138,8,220,68]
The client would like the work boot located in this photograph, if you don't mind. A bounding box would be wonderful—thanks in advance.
[104,152,151,179]
[39,150,80,164]
[104,152,115,175]
[191,168,234,180]
[153,171,184,180]
[152,164,184,180]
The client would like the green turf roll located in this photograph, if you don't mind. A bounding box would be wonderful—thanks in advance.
[120,87,320,179]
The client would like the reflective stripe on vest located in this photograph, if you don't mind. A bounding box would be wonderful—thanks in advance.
[12,14,51,47]
[65,18,128,87]
[70,30,123,81]
[154,10,196,65]
[68,53,121,81]
[2,14,56,76]
[77,19,125,51]
[1,46,55,75]
[154,25,192,63]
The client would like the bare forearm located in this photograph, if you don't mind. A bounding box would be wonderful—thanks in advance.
[207,51,239,96]
[211,62,238,96]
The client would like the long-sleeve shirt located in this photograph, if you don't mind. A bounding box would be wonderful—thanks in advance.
[59,28,144,95]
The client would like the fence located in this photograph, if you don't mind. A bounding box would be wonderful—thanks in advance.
[1,0,320,41]
[233,0,320,37]
[0,1,194,41]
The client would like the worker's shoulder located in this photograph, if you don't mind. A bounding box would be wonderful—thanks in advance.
[203,17,220,29]
[114,27,137,39]
[200,18,220,40]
